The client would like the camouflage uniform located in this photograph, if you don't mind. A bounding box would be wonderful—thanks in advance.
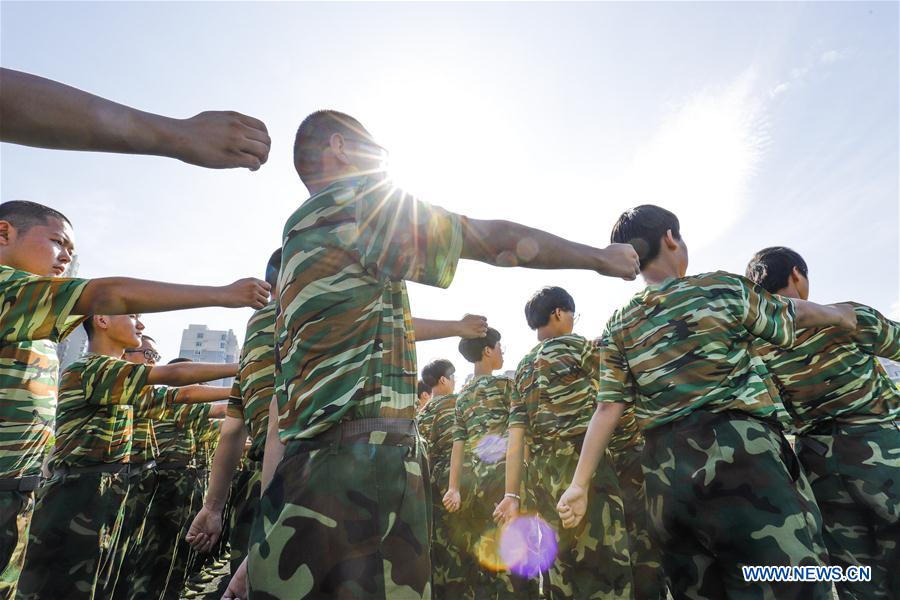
[512,334,633,600]
[598,272,831,599]
[453,374,536,599]
[19,353,168,599]
[0,265,87,598]
[250,174,462,599]
[756,303,900,599]
[223,301,274,575]
[607,405,666,600]
[418,393,471,599]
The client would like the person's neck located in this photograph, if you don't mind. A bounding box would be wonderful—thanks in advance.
[642,260,682,286]
[473,362,494,377]
[304,169,360,195]
[88,337,126,359]
[537,326,569,342]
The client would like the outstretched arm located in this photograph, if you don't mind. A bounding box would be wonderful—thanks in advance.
[147,362,238,387]
[0,68,270,170]
[460,218,640,280]
[74,277,270,315]
[174,385,233,405]
[412,314,488,341]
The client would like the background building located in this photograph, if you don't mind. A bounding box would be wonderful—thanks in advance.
[178,324,240,387]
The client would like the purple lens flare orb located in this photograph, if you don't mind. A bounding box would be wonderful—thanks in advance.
[499,514,557,578]
[474,434,507,464]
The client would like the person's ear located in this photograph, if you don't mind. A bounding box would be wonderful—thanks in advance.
[0,221,14,246]
[329,133,352,166]
[663,229,679,251]
[790,266,802,284]
[94,315,110,331]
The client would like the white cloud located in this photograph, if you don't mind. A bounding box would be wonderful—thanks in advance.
[890,299,900,321]
[820,49,844,64]
[770,82,791,98]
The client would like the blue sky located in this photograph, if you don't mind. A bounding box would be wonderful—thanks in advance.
[2,1,897,379]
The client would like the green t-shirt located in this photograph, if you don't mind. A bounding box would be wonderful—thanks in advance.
[417,393,458,473]
[275,174,463,441]
[756,303,900,434]
[0,265,87,477]
[155,401,209,464]
[597,272,796,430]
[51,353,163,468]
[226,302,275,460]
[453,374,516,462]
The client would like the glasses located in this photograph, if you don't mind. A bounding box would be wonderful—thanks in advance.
[125,348,161,363]
[572,312,581,325]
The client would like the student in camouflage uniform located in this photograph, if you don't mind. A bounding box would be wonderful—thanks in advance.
[492,287,632,600]
[186,250,281,581]
[443,328,536,598]
[115,341,231,600]
[418,380,433,412]
[747,247,900,600]
[247,110,640,600]
[417,359,469,599]
[557,205,858,600]
[0,200,269,599]
[18,314,237,599]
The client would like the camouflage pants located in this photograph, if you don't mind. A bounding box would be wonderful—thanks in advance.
[0,489,33,599]
[460,456,538,599]
[111,467,159,600]
[642,410,831,600]
[18,471,129,599]
[248,428,430,599]
[431,463,473,600]
[136,467,197,599]
[528,439,633,600]
[611,444,667,600]
[795,421,900,600]
[227,463,262,575]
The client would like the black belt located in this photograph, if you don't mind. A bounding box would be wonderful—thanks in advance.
[0,475,42,492]
[531,433,586,456]
[156,460,192,471]
[53,463,131,477]
[289,418,418,453]
[644,409,782,442]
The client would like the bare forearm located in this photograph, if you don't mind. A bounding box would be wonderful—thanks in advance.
[412,318,461,341]
[261,397,285,493]
[0,68,172,154]
[447,441,464,490]
[504,427,525,494]
[76,278,224,315]
[794,300,854,331]
[204,417,248,512]
[571,403,625,488]
[148,363,237,387]
[462,219,604,270]
[177,385,233,404]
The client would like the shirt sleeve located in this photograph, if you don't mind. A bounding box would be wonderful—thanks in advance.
[0,271,89,343]
[738,275,797,347]
[83,356,151,406]
[596,330,637,405]
[851,303,900,361]
[509,362,533,428]
[452,396,467,443]
[226,378,245,420]
[134,385,177,419]
[355,182,463,288]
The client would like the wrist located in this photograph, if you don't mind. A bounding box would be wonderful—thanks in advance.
[593,246,611,275]
[203,499,225,514]
[142,113,181,158]
[503,492,520,501]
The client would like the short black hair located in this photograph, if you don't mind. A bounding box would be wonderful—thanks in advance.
[458,328,501,363]
[0,200,71,234]
[417,380,430,398]
[611,205,681,270]
[524,287,575,330]
[293,110,371,184]
[746,247,809,294]
[82,316,95,339]
[168,357,193,365]
[421,359,455,390]
[265,248,283,289]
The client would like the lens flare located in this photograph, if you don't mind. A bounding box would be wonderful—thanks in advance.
[474,526,506,572]
[499,515,557,578]
[474,434,507,464]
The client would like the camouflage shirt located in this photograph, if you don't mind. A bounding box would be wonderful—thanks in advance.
[510,334,600,442]
[756,303,900,434]
[276,175,462,441]
[0,265,88,477]
[453,375,516,457]
[227,302,275,460]
[195,416,222,467]
[51,353,170,468]
[597,272,797,431]
[417,394,458,472]
[155,401,209,464]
